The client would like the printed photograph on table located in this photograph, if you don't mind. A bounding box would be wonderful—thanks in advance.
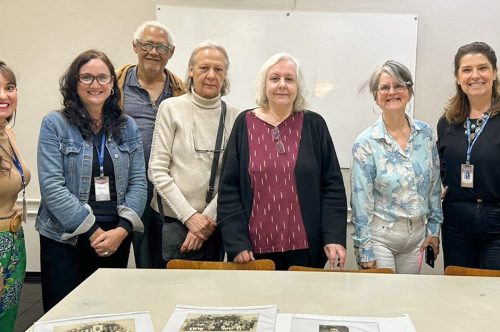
[53,318,135,332]
[180,313,258,331]
[163,305,276,332]
[289,314,416,332]
[319,325,349,332]
[33,311,153,332]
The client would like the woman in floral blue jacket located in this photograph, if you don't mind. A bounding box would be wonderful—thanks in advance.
[350,60,442,274]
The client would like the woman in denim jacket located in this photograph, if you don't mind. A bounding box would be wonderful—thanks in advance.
[36,50,146,312]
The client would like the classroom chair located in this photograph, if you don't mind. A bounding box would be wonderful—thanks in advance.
[444,265,500,277]
[288,265,395,274]
[166,259,276,270]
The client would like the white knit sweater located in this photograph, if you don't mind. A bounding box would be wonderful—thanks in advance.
[148,90,240,222]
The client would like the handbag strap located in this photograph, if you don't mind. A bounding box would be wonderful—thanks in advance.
[205,100,226,204]
[157,100,226,220]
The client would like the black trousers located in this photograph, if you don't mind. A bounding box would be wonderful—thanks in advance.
[442,200,500,269]
[254,249,311,271]
[39,224,132,312]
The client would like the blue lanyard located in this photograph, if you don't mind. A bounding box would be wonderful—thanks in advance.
[0,136,27,222]
[465,113,490,164]
[0,136,26,193]
[93,132,106,177]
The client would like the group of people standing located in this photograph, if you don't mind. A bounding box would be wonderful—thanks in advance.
[1,19,499,331]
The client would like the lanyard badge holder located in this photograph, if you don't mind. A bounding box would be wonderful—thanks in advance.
[461,113,490,188]
[94,133,111,201]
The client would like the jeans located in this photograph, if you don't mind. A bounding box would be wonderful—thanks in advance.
[370,215,425,274]
[442,200,500,269]
[132,198,154,268]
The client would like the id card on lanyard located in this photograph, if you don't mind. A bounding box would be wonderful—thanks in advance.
[94,132,110,201]
[461,113,490,188]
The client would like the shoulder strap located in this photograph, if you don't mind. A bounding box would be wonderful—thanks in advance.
[206,100,227,204]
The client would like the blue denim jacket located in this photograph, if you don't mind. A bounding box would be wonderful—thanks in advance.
[36,111,147,245]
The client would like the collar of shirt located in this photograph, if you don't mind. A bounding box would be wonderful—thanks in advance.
[126,66,172,97]
[369,115,423,143]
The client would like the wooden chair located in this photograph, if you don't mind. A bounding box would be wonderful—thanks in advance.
[288,265,395,274]
[444,265,500,277]
[166,259,275,270]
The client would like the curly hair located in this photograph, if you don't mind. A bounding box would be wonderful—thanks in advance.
[59,49,126,142]
[0,61,17,174]
[445,42,500,124]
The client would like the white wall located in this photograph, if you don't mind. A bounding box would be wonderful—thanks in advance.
[5,0,498,273]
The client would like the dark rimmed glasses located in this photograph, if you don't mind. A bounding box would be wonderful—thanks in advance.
[136,40,173,55]
[77,73,113,85]
[271,126,286,154]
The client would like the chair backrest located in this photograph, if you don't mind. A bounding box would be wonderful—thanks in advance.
[166,259,276,270]
[444,265,500,277]
[288,265,395,274]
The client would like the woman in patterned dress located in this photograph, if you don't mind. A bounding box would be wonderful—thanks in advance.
[350,60,442,273]
[0,61,31,331]
[218,53,347,270]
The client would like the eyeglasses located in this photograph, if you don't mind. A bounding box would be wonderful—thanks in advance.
[136,40,173,55]
[77,73,113,85]
[377,83,409,94]
[271,127,286,154]
[192,123,226,153]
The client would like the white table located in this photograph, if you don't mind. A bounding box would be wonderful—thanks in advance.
[29,268,500,331]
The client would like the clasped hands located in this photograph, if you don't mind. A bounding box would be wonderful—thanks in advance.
[90,227,128,257]
[181,213,216,253]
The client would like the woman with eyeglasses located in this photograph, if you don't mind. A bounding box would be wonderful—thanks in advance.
[350,60,442,274]
[0,61,31,332]
[148,41,240,268]
[437,42,500,270]
[36,49,146,311]
[217,53,347,270]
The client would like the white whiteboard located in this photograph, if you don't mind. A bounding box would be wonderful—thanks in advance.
[157,6,418,167]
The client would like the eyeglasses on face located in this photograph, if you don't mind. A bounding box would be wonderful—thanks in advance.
[136,40,173,55]
[377,83,409,94]
[77,73,113,85]
[271,127,286,155]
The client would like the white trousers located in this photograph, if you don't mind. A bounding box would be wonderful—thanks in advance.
[370,215,425,274]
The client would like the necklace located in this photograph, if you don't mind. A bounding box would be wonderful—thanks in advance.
[464,112,489,140]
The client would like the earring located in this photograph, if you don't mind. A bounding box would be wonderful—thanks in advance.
[110,88,115,95]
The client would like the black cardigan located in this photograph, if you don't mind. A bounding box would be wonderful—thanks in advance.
[217,109,347,267]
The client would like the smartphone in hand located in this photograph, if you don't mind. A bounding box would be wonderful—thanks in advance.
[425,245,435,268]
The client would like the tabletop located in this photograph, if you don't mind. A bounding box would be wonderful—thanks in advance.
[29,268,500,331]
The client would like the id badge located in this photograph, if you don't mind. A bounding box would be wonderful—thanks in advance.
[94,176,111,201]
[461,164,474,188]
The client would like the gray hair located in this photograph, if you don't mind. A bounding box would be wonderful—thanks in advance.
[369,60,414,99]
[184,41,231,96]
[255,53,307,112]
[133,21,174,46]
